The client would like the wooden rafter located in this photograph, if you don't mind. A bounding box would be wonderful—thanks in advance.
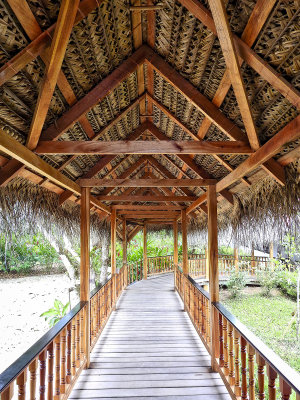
[177,0,300,110]
[187,115,300,214]
[144,49,285,185]
[26,0,80,150]
[0,129,110,213]
[208,0,260,150]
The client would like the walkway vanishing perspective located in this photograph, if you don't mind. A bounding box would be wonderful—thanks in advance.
[69,274,230,399]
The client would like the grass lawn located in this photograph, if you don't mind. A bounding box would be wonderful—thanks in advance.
[220,287,300,373]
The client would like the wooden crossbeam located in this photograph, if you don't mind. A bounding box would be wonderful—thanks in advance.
[80,178,216,187]
[0,129,110,213]
[97,195,197,202]
[112,205,183,210]
[177,0,300,110]
[187,115,300,214]
[26,0,80,150]
[36,140,252,155]
[118,212,180,218]
[208,0,260,150]
[58,121,149,204]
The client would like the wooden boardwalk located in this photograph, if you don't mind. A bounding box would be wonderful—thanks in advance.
[70,273,230,399]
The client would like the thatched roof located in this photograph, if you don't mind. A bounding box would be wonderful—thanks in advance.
[0,0,299,244]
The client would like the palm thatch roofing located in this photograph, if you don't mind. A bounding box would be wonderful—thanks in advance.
[0,0,299,244]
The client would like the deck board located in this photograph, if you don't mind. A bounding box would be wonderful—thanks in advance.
[70,273,230,399]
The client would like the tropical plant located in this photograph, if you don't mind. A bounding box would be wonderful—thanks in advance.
[227,269,247,298]
[257,263,282,297]
[40,299,70,327]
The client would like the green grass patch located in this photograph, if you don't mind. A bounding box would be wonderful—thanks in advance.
[221,288,300,373]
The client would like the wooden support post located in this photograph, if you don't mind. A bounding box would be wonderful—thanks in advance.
[208,185,219,371]
[111,208,117,308]
[234,247,239,272]
[251,243,255,274]
[80,187,90,368]
[181,209,188,276]
[143,224,147,279]
[173,220,178,265]
[122,218,127,266]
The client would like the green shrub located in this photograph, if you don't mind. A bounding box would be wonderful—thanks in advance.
[256,263,281,297]
[227,269,247,298]
[277,270,298,300]
[40,299,70,327]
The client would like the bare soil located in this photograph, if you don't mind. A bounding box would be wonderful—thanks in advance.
[0,273,79,374]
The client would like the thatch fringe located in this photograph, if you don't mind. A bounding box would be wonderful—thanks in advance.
[187,162,300,247]
[0,178,110,247]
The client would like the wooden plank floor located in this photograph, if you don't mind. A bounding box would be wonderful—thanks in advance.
[70,273,230,399]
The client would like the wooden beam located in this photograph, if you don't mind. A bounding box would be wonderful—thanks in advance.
[177,0,300,110]
[122,218,127,266]
[0,0,102,87]
[216,116,300,193]
[128,226,143,242]
[58,122,149,205]
[0,129,110,213]
[26,0,80,150]
[80,187,90,368]
[187,115,300,214]
[208,0,260,150]
[181,209,188,276]
[79,178,217,187]
[145,51,248,143]
[98,195,197,202]
[36,140,252,155]
[143,224,147,279]
[207,185,219,371]
[41,46,147,142]
[113,205,183,210]
[117,212,180,218]
[173,221,178,265]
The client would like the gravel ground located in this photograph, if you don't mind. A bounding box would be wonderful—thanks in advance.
[0,274,79,374]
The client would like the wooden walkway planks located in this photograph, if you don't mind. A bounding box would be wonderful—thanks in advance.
[69,273,230,399]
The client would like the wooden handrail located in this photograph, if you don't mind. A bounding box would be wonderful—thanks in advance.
[214,301,300,394]
[174,265,300,399]
[0,301,87,394]
[0,265,128,400]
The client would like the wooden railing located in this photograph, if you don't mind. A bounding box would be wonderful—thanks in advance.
[127,260,143,284]
[175,265,300,400]
[187,253,271,279]
[0,265,128,400]
[147,255,174,275]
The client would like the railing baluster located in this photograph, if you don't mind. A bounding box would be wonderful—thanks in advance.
[241,336,247,400]
[219,313,224,367]
[75,314,80,367]
[60,328,67,395]
[267,365,277,400]
[16,370,27,400]
[47,342,54,400]
[39,350,47,400]
[29,359,38,400]
[54,335,61,400]
[280,378,292,400]
[228,323,235,386]
[256,353,265,400]
[234,329,241,397]
[66,323,72,384]
[223,317,229,376]
[248,344,255,400]
[1,384,14,400]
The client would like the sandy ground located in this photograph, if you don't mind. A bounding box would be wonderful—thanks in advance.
[0,274,79,374]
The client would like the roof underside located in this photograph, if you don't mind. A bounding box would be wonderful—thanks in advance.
[0,0,299,237]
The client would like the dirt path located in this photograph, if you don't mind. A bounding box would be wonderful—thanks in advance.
[0,274,79,374]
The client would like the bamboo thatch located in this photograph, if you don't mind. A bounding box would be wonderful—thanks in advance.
[0,0,299,241]
[0,178,109,247]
